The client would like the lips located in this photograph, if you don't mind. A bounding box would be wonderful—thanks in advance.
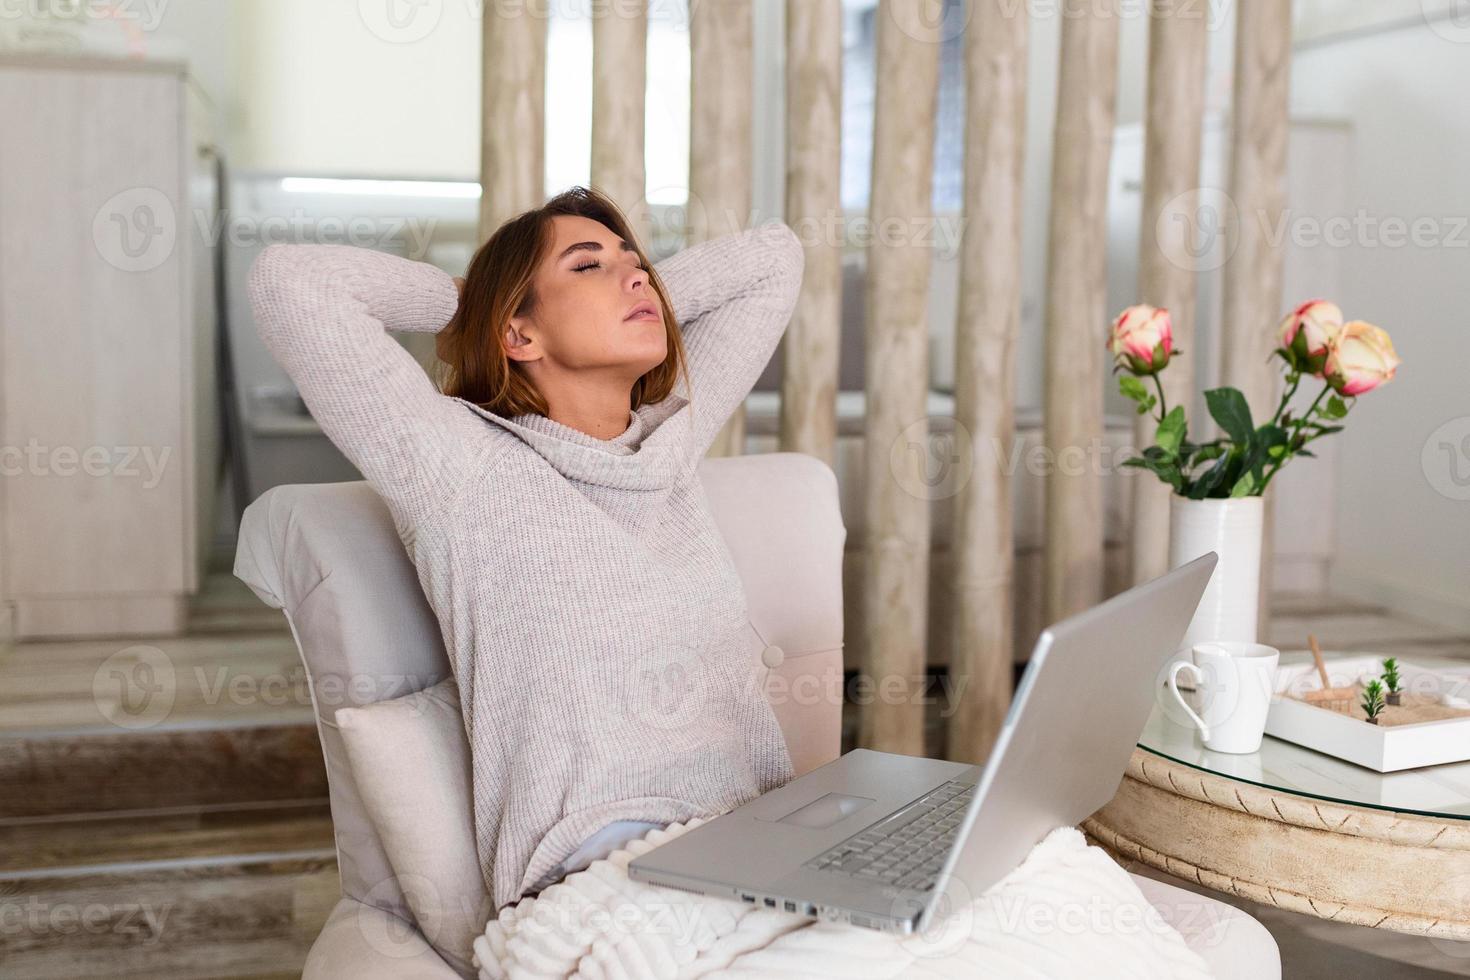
[624,300,658,322]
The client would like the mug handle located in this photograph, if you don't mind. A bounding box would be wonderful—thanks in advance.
[1168,661,1210,743]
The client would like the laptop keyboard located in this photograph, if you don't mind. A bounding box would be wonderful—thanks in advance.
[803,780,975,892]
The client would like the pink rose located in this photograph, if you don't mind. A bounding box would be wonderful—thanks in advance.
[1324,320,1400,396]
[1278,299,1343,375]
[1108,304,1173,375]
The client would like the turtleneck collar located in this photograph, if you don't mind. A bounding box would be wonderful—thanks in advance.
[451,392,693,492]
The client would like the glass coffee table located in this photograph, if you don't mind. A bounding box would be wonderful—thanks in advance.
[1084,653,1470,940]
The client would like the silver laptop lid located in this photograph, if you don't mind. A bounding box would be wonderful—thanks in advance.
[915,551,1218,934]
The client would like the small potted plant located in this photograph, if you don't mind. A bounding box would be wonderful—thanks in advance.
[1110,300,1401,647]
[1361,679,1387,725]
[1381,658,1403,706]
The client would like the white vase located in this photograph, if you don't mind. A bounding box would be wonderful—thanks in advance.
[1167,494,1264,653]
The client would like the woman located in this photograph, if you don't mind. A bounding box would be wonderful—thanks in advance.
[248,185,805,913]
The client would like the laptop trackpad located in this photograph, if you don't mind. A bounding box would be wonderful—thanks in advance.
[773,792,876,829]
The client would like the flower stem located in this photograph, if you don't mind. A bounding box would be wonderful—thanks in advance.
[1259,383,1334,492]
[1150,372,1169,424]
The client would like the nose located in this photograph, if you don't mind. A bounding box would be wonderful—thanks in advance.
[628,261,648,292]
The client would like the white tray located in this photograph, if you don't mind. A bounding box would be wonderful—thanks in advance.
[1266,654,1470,772]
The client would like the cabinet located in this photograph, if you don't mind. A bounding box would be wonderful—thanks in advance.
[0,55,218,638]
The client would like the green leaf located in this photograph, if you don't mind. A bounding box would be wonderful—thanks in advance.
[1297,449,1316,458]
[1156,406,1186,456]
[1119,375,1148,403]
[1204,388,1254,445]
[1325,395,1349,419]
[1188,454,1232,499]
[1230,470,1258,497]
[1191,444,1226,464]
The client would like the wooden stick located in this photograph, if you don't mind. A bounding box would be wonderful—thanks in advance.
[1304,632,1356,710]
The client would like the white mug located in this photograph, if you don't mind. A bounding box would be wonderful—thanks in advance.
[1167,641,1280,754]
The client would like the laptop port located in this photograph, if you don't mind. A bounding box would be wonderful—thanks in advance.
[740,894,755,903]
[763,897,776,908]
[783,900,797,912]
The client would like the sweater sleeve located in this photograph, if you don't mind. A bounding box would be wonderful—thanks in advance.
[247,243,478,536]
[650,221,805,458]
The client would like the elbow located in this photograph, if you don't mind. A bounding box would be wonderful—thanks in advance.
[750,221,804,312]
[769,221,805,314]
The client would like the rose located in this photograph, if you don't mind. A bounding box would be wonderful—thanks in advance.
[1277,299,1343,376]
[1113,297,1403,499]
[1107,304,1173,375]
[1324,320,1401,396]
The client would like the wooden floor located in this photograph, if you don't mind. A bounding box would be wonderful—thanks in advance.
[2,571,1467,978]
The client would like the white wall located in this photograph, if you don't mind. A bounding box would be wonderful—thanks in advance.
[1291,21,1470,629]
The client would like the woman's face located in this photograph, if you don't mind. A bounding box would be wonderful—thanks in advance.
[505,215,667,380]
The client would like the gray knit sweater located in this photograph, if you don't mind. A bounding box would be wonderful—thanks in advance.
[248,222,804,912]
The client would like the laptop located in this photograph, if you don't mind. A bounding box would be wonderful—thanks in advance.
[627,551,1217,935]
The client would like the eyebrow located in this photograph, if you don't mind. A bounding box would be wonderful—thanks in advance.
[557,238,636,262]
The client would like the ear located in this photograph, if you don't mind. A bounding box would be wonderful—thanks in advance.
[503,316,539,362]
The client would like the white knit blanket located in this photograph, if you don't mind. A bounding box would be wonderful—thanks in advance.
[473,818,1212,980]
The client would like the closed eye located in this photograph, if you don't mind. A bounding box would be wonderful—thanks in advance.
[573,260,649,273]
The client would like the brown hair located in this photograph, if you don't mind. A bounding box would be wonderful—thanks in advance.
[434,185,690,419]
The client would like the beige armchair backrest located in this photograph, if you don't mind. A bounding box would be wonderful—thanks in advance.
[234,451,846,916]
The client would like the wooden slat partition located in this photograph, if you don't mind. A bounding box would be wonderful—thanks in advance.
[859,0,941,756]
[1041,2,1119,627]
[779,0,843,468]
[479,7,547,241]
[591,1,649,232]
[1221,0,1292,641]
[946,1,1029,764]
[688,0,754,457]
[1130,0,1209,586]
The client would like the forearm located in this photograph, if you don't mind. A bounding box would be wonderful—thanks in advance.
[650,222,805,456]
[247,243,474,533]
[652,223,804,329]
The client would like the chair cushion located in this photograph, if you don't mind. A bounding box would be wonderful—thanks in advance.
[336,679,485,978]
